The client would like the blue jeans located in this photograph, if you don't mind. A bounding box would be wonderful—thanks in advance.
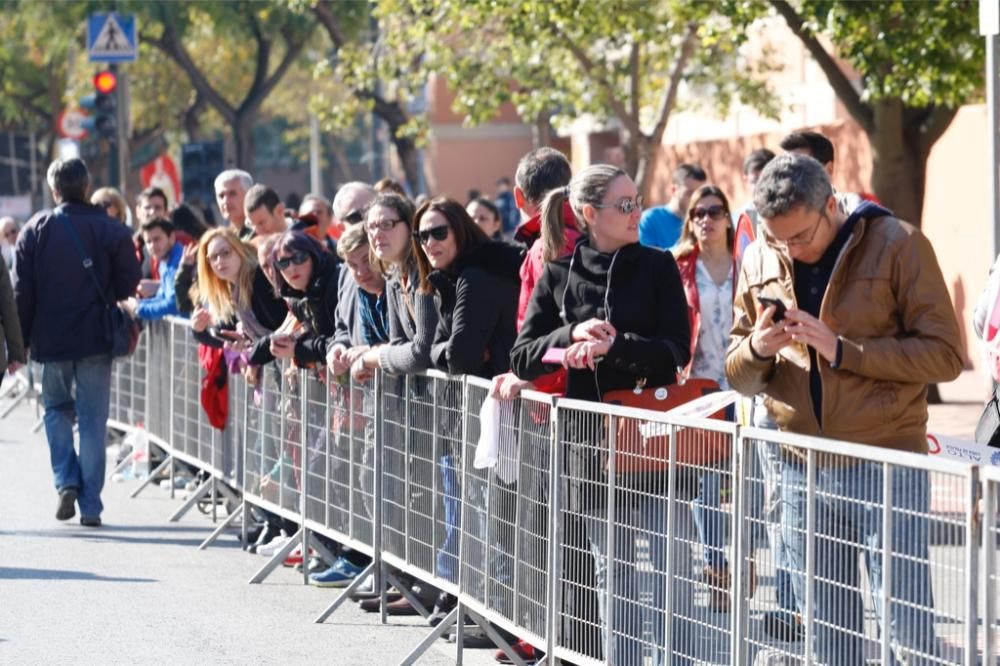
[436,453,462,583]
[41,354,113,519]
[756,440,798,613]
[690,470,727,571]
[781,460,937,665]
[584,494,695,666]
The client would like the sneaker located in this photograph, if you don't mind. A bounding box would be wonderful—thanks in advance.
[283,547,315,568]
[347,573,375,599]
[495,639,541,664]
[257,535,293,558]
[80,515,102,527]
[56,488,78,521]
[309,557,364,588]
[762,609,804,642]
[428,592,457,626]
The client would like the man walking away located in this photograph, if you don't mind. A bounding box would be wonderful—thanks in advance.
[14,158,141,527]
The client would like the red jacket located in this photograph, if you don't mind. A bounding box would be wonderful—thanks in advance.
[515,202,581,395]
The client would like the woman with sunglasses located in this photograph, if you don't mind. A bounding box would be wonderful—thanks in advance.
[673,184,741,613]
[510,164,693,665]
[260,230,340,367]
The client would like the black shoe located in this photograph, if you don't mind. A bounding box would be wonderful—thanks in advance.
[762,609,804,642]
[428,593,457,626]
[80,516,102,527]
[56,488,78,521]
[247,521,282,554]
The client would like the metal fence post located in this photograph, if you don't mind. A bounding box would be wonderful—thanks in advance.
[881,462,893,666]
[804,449,817,666]
[731,426,746,666]
[546,402,563,660]
[663,422,677,666]
[967,466,981,666]
[985,474,997,666]
[605,414,617,666]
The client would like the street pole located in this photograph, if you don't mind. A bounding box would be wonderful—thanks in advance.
[108,62,120,191]
[983,0,1000,261]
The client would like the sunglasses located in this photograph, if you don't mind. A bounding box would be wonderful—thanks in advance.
[96,200,115,210]
[594,195,643,216]
[275,251,310,270]
[414,225,450,244]
[690,205,727,221]
[343,209,365,225]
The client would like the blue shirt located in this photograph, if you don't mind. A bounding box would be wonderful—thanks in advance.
[135,241,184,320]
[639,206,683,250]
[358,288,389,345]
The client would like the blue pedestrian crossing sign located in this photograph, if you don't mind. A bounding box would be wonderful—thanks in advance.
[87,13,137,63]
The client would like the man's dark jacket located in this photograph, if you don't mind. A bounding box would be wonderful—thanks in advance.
[14,202,141,362]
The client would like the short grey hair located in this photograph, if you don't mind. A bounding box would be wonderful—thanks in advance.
[46,158,91,203]
[214,169,253,193]
[332,181,376,219]
[753,154,832,219]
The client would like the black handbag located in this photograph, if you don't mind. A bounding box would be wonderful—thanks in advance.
[57,210,141,358]
[975,384,1000,448]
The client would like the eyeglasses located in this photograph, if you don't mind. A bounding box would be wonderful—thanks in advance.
[763,210,827,251]
[366,218,405,234]
[594,195,643,216]
[275,251,310,271]
[343,209,365,225]
[690,204,727,221]
[414,225,450,245]
[208,247,233,263]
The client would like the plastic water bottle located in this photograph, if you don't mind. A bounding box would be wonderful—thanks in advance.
[130,424,150,479]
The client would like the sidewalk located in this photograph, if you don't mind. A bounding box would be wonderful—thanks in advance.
[0,397,495,666]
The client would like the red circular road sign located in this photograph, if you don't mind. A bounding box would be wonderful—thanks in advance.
[58,109,89,140]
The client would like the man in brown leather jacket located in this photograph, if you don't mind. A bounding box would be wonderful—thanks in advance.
[726,154,962,665]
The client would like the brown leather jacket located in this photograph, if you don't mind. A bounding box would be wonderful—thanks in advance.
[725,214,962,454]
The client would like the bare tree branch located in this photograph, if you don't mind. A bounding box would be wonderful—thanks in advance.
[916,105,959,160]
[312,0,347,49]
[770,0,874,134]
[142,27,236,124]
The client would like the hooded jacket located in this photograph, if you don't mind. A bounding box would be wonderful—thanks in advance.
[726,203,963,455]
[428,240,523,378]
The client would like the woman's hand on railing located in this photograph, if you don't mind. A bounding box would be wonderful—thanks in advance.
[350,355,374,383]
[270,334,295,360]
[489,372,533,400]
[326,343,349,374]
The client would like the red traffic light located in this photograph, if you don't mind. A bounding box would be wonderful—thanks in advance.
[93,70,117,94]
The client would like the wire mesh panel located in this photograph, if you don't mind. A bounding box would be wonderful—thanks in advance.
[143,321,171,445]
[459,378,555,650]
[983,468,1000,664]
[275,362,303,516]
[380,371,409,563]
[303,370,331,531]
[242,362,299,520]
[109,325,148,427]
[738,427,977,666]
[169,319,210,466]
[348,374,377,552]
[226,368,245,492]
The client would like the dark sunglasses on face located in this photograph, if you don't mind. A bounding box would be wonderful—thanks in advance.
[414,225,450,244]
[691,204,727,221]
[275,251,310,271]
[343,209,365,225]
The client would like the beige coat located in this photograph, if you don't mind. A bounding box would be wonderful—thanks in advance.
[726,215,963,455]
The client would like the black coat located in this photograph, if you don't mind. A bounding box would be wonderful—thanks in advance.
[193,266,288,359]
[428,241,523,379]
[511,239,690,400]
[253,253,340,367]
[510,240,691,511]
[14,202,141,362]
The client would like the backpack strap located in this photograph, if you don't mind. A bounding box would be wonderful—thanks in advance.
[55,208,113,310]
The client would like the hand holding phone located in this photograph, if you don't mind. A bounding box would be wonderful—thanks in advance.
[757,296,787,323]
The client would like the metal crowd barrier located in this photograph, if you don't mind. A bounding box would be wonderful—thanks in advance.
[106,322,1000,665]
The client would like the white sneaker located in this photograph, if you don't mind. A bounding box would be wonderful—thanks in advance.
[257,535,293,557]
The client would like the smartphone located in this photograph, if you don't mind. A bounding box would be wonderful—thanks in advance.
[757,296,787,323]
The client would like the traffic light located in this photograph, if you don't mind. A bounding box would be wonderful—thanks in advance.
[80,69,118,139]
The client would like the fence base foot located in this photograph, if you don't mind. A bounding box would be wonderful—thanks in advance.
[248,527,302,584]
[466,609,527,666]
[385,570,432,620]
[313,560,377,624]
[109,450,134,479]
[129,456,173,499]
[167,477,212,523]
[397,605,458,666]
[198,503,243,550]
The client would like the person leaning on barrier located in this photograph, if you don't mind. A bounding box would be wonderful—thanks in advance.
[121,218,185,322]
[725,154,963,665]
[509,164,693,665]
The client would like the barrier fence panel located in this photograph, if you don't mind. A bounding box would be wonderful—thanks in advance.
[143,321,171,449]
[225,369,245,492]
[169,318,211,470]
[983,467,1000,664]
[738,427,979,666]
[458,379,556,653]
[107,323,148,430]
[301,369,377,556]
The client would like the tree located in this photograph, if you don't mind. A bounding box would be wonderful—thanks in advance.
[139,1,315,169]
[363,0,778,199]
[768,0,983,229]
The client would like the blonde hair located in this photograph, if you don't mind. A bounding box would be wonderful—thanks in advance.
[91,187,129,225]
[337,223,369,260]
[195,227,258,323]
[538,164,624,262]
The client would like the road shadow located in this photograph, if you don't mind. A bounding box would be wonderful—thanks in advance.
[0,566,156,583]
